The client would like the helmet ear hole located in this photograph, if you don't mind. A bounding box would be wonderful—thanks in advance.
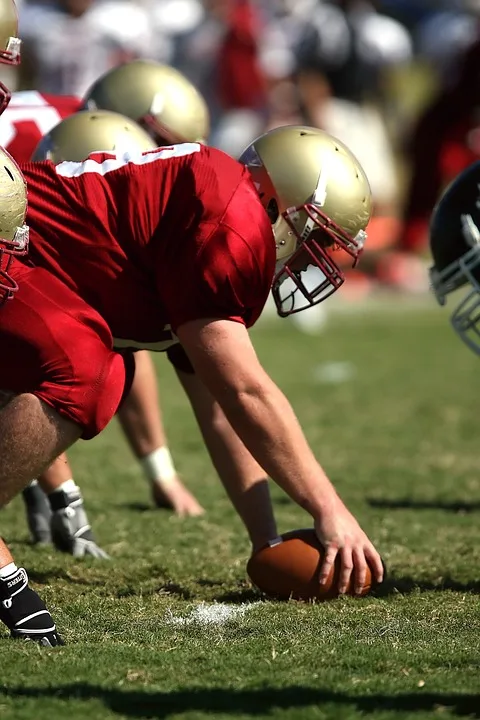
[267,198,279,224]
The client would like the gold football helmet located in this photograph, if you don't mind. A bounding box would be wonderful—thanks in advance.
[239,125,372,315]
[0,146,28,302]
[31,109,157,162]
[0,0,21,114]
[82,60,210,145]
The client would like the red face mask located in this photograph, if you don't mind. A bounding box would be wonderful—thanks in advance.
[272,204,366,316]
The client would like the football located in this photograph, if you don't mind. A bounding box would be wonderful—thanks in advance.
[246,528,377,601]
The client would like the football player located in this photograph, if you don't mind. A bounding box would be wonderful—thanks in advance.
[0,0,65,646]
[429,161,480,354]
[0,61,209,554]
[0,125,384,643]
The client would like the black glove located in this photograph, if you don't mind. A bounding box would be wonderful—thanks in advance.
[0,567,64,646]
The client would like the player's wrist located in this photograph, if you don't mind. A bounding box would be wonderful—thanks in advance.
[299,480,340,521]
[141,446,177,486]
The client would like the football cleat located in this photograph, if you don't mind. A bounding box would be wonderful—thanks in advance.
[0,567,64,646]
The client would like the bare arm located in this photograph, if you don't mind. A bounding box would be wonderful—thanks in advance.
[175,367,277,551]
[177,319,336,517]
[176,318,383,593]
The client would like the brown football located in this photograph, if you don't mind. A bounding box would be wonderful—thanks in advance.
[246,528,374,601]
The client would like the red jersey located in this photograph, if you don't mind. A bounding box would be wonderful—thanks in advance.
[0,91,82,163]
[20,143,276,351]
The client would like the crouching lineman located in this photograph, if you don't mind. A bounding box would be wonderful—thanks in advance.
[0,61,210,554]
[0,125,384,644]
[429,161,480,353]
[0,0,64,646]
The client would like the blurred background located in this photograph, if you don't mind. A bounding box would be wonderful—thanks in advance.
[6,0,480,303]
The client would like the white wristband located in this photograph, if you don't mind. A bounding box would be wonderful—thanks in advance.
[141,447,177,486]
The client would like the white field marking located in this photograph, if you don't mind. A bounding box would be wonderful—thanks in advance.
[313,361,357,385]
[165,602,261,627]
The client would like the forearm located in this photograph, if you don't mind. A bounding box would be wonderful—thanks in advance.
[176,368,277,548]
[218,378,338,518]
[176,319,338,520]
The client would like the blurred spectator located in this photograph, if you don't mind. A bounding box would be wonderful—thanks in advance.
[288,1,413,262]
[15,0,476,298]
[174,0,268,156]
[401,25,480,256]
[415,4,478,81]
[17,0,169,96]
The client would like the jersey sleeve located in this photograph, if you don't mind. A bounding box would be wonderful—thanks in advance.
[157,219,274,333]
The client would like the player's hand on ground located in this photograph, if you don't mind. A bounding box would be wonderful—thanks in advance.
[0,567,65,646]
[151,476,205,517]
[50,490,110,559]
[314,497,384,595]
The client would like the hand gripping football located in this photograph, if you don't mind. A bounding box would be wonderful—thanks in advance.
[247,528,376,601]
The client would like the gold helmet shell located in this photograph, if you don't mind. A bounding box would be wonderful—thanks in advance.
[0,0,21,114]
[82,60,210,145]
[0,0,20,65]
[31,109,157,162]
[0,146,29,301]
[239,125,372,315]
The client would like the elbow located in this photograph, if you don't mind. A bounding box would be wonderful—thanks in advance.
[216,377,276,417]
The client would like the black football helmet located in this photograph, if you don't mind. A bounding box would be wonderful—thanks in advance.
[430,161,480,354]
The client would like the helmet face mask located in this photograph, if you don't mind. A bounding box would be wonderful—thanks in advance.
[0,148,29,304]
[240,125,371,316]
[272,203,366,315]
[430,242,480,354]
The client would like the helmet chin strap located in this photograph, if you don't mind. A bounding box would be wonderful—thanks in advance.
[0,251,19,306]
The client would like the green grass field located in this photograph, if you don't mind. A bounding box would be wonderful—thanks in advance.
[1,296,479,720]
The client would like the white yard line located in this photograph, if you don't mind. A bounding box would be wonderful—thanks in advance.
[165,602,261,627]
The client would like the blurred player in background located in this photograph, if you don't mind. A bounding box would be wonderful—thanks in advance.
[0,60,209,557]
[429,161,480,355]
[0,125,384,644]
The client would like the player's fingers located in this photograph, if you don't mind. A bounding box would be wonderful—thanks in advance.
[95,548,111,560]
[364,543,384,585]
[88,543,110,560]
[319,544,338,586]
[338,547,354,594]
[352,547,368,595]
[72,543,85,559]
